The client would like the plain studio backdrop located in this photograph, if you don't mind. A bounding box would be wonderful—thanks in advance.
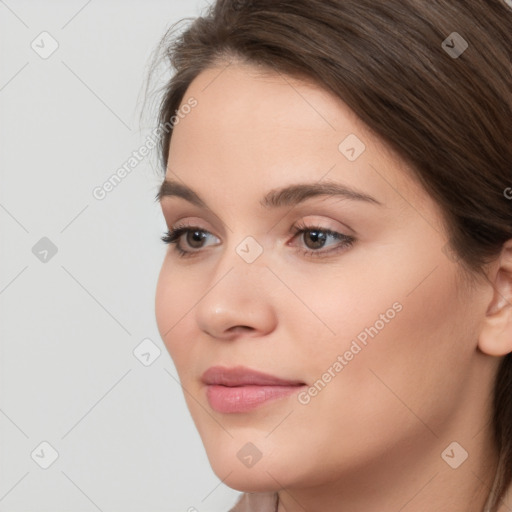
[0,1,242,510]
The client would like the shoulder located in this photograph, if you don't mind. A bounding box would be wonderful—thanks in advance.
[228,491,278,512]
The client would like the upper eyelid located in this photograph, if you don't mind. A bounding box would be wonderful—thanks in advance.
[160,196,362,235]
[169,213,353,237]
[170,223,349,244]
[166,210,352,230]
[161,205,231,236]
[170,225,221,245]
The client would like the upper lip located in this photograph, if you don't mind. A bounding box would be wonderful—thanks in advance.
[201,366,305,387]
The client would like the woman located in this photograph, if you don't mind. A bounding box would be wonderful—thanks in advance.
[152,1,512,510]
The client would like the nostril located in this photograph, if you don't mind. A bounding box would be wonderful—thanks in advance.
[228,325,254,334]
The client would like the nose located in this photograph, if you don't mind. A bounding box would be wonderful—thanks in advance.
[194,256,278,341]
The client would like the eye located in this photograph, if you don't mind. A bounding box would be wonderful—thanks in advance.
[289,222,356,258]
[160,222,356,259]
[161,226,219,258]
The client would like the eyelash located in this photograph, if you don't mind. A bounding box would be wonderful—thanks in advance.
[161,221,355,259]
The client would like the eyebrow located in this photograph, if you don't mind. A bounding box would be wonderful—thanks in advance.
[156,179,383,209]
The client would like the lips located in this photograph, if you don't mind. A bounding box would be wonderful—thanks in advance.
[201,366,306,413]
[201,365,305,387]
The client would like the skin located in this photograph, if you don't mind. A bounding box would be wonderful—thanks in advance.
[154,61,512,512]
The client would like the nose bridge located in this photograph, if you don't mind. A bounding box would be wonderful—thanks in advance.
[208,231,270,302]
[194,232,277,338]
[212,218,269,277]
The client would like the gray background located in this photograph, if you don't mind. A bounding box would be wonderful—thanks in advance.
[0,1,241,510]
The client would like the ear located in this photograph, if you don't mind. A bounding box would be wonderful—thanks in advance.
[478,239,512,357]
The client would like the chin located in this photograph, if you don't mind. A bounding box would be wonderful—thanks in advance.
[203,441,298,492]
[214,466,281,493]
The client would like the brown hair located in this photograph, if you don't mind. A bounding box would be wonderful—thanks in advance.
[150,0,512,508]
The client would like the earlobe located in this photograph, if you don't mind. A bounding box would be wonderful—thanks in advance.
[478,240,512,357]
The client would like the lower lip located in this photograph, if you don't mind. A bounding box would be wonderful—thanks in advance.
[206,384,305,413]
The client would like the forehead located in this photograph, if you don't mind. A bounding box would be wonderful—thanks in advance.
[165,62,439,226]
[179,62,365,139]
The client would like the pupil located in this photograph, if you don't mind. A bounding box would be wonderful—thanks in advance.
[306,230,326,249]
[188,230,205,248]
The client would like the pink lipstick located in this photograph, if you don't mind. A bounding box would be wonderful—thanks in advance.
[201,366,306,413]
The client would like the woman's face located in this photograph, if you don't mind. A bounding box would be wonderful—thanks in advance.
[155,62,496,493]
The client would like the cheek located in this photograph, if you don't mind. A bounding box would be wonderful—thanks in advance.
[283,234,467,392]
[292,255,471,443]
[154,261,198,362]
